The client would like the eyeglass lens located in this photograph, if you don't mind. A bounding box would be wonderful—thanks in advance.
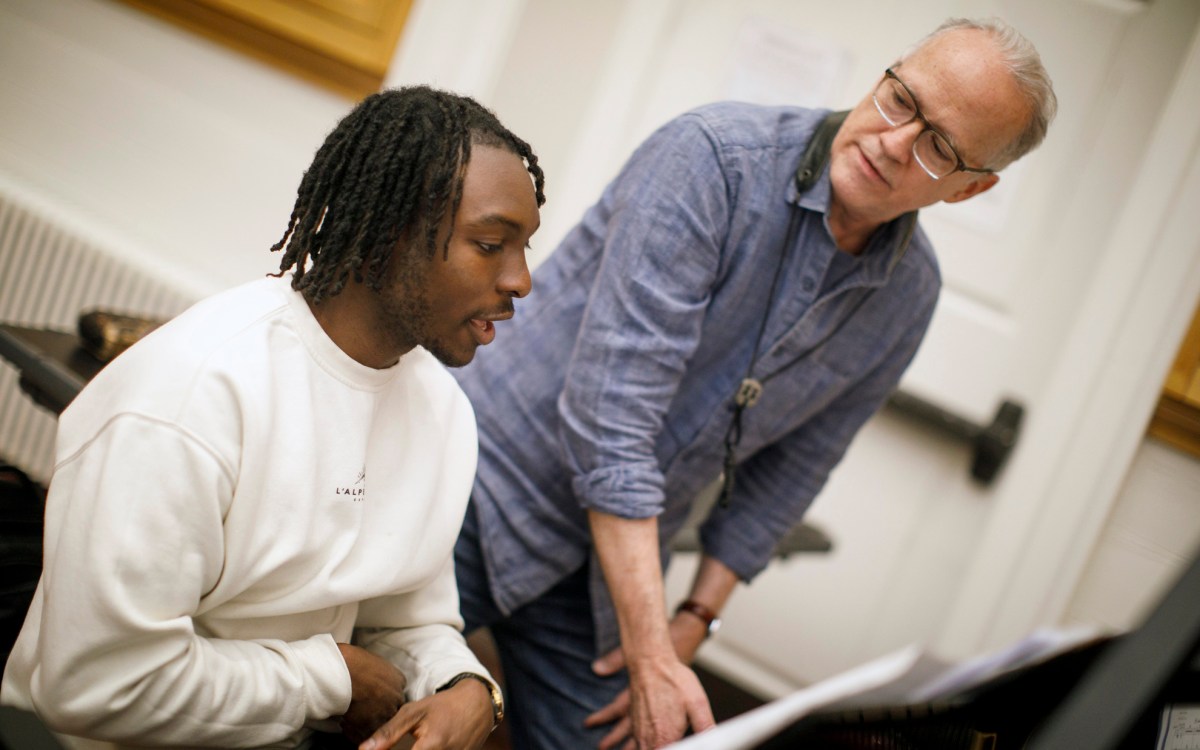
[874,77,960,178]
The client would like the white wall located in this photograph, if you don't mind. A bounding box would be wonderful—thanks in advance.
[0,0,353,297]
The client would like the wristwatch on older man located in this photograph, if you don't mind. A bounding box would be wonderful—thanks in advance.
[437,672,504,730]
[675,599,722,638]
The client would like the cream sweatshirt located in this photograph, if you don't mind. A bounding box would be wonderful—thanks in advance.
[1,276,489,749]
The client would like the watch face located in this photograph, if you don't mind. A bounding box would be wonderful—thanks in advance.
[708,617,722,635]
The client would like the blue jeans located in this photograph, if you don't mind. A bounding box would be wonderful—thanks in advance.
[455,502,628,750]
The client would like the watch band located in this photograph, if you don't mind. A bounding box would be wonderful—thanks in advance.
[438,672,504,729]
[676,599,721,637]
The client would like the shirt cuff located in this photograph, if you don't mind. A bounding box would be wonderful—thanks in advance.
[295,633,354,720]
[571,464,664,519]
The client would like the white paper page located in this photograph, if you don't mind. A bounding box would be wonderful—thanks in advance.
[909,624,1105,703]
[1158,705,1200,750]
[669,625,1109,749]
[667,645,923,750]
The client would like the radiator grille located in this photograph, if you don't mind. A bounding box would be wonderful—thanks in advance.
[0,188,197,484]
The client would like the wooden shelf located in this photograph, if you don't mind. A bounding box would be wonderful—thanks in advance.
[115,0,414,100]
[1149,299,1200,459]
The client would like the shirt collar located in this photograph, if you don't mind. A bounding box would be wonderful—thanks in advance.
[790,163,917,281]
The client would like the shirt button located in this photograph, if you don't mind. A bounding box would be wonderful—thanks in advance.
[802,277,815,292]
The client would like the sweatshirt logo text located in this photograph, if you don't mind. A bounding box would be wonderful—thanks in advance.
[335,467,367,501]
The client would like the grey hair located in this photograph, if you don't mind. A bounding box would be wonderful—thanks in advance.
[901,17,1058,170]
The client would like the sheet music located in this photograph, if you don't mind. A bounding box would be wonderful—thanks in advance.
[1159,705,1200,750]
[668,626,1107,749]
[908,624,1104,703]
[668,646,927,750]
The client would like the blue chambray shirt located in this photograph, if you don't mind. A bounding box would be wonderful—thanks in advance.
[454,103,941,653]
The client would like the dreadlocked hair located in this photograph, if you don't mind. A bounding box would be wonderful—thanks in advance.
[270,85,545,304]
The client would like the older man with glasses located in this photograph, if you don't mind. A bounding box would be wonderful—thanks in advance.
[450,16,1057,750]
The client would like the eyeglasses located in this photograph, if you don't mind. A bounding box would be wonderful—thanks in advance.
[872,68,995,181]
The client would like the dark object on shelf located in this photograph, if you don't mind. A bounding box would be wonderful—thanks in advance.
[77,309,163,363]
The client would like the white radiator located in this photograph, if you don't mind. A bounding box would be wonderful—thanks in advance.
[0,184,198,484]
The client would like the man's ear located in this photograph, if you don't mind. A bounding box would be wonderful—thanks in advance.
[943,173,1000,204]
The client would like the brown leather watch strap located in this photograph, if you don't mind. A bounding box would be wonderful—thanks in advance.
[675,599,721,636]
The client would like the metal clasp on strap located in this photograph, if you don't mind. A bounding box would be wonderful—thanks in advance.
[735,378,764,408]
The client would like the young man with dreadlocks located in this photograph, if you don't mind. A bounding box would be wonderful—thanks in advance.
[1,86,543,750]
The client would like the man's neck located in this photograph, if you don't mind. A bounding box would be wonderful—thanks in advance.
[825,205,881,256]
[306,288,409,369]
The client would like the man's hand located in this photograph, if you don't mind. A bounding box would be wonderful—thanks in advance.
[586,511,723,749]
[337,643,409,744]
[585,613,714,749]
[358,676,494,750]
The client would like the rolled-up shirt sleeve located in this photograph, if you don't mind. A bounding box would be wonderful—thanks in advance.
[559,114,733,519]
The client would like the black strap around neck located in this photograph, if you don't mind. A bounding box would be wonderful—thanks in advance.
[795,110,848,193]
[716,110,848,510]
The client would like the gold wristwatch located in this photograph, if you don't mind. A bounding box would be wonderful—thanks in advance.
[438,672,504,729]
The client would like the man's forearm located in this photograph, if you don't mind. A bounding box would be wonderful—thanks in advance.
[587,510,674,660]
[684,555,739,613]
[587,509,717,747]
